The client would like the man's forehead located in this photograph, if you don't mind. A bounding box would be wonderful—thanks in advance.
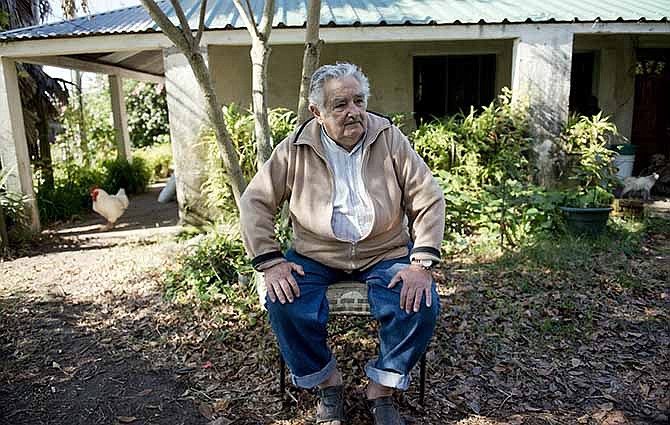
[325,78,364,100]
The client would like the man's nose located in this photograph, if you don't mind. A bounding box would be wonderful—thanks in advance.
[345,103,360,117]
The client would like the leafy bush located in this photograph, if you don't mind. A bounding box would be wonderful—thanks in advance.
[202,105,297,219]
[413,88,532,186]
[134,141,173,182]
[54,76,117,168]
[412,89,564,249]
[1,168,30,246]
[36,163,105,222]
[163,230,253,303]
[125,81,170,148]
[269,107,298,143]
[102,157,151,195]
[36,157,150,224]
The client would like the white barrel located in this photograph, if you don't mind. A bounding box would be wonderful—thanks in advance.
[613,154,635,182]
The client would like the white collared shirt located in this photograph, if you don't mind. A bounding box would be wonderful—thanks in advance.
[320,128,374,242]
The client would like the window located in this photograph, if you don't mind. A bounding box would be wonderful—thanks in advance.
[569,52,598,116]
[413,55,496,125]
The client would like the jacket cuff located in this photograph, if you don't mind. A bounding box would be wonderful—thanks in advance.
[252,250,286,271]
[410,246,441,263]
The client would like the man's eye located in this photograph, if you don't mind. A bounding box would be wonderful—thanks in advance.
[354,98,364,105]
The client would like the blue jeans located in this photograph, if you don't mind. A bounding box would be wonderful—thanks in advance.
[266,248,440,390]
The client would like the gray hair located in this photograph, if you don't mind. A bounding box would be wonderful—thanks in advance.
[308,62,370,112]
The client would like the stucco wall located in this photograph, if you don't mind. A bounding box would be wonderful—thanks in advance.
[209,40,513,119]
[574,35,638,141]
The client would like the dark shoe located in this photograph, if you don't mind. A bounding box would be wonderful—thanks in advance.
[370,396,405,425]
[316,385,345,424]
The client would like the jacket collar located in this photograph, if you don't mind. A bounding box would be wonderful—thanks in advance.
[293,112,393,155]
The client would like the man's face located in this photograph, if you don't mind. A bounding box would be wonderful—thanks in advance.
[311,76,368,150]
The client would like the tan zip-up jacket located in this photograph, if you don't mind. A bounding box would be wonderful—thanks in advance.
[239,112,445,272]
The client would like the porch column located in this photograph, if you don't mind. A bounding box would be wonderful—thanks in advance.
[598,36,636,141]
[0,57,40,232]
[512,29,574,185]
[163,47,214,226]
[109,75,132,160]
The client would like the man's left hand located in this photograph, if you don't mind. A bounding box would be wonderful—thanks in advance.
[388,264,433,313]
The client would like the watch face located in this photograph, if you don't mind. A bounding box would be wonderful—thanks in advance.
[420,259,433,268]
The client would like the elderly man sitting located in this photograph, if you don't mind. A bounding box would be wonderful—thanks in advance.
[240,63,445,425]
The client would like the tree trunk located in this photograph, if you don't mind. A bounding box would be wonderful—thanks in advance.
[251,40,273,169]
[232,0,275,171]
[297,0,322,124]
[139,0,247,209]
[75,71,89,167]
[187,50,247,207]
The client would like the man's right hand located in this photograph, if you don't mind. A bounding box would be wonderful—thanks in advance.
[264,261,304,304]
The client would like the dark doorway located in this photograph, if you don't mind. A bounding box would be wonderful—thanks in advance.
[413,55,496,125]
[570,52,599,116]
[631,49,670,173]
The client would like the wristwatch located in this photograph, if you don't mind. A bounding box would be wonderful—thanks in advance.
[411,258,436,271]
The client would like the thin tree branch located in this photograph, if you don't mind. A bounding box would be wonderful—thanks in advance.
[194,0,209,46]
[297,0,323,123]
[232,0,260,39]
[244,0,259,33]
[139,0,192,52]
[258,0,275,38]
[170,0,196,46]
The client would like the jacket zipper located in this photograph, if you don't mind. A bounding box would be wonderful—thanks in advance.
[298,125,386,270]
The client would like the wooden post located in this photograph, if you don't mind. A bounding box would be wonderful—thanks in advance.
[109,75,132,160]
[0,57,40,232]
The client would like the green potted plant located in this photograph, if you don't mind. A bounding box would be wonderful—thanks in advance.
[557,113,619,236]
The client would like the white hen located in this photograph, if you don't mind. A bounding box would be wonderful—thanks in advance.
[90,187,130,230]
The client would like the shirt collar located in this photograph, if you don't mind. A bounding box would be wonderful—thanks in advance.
[320,127,367,155]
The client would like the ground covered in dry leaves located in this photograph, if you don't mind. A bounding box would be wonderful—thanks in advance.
[1,216,669,425]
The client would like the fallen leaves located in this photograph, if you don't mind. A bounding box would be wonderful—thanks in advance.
[2,221,669,424]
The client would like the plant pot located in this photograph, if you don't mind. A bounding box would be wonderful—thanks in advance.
[609,144,637,182]
[560,206,612,236]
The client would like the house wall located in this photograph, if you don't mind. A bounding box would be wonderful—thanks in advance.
[209,39,513,121]
[574,35,638,141]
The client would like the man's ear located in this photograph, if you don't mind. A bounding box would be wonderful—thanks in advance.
[309,105,323,123]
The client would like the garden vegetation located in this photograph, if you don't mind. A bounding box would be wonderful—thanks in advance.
[164,91,632,304]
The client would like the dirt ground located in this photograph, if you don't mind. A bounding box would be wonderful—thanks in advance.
[0,184,199,424]
[1,187,669,425]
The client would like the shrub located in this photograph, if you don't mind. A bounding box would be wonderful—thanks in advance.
[411,90,564,249]
[134,141,173,182]
[413,88,532,186]
[1,168,30,246]
[36,163,105,222]
[202,105,297,219]
[125,81,170,148]
[102,157,151,195]
[163,230,253,303]
[36,157,151,224]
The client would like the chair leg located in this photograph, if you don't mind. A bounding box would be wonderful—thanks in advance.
[419,352,426,406]
[279,351,286,399]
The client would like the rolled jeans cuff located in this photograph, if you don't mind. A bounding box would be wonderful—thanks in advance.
[291,355,337,389]
[365,360,410,391]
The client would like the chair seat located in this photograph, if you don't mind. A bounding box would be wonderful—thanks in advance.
[327,280,370,316]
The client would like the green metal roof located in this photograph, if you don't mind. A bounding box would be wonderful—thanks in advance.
[1,0,668,41]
